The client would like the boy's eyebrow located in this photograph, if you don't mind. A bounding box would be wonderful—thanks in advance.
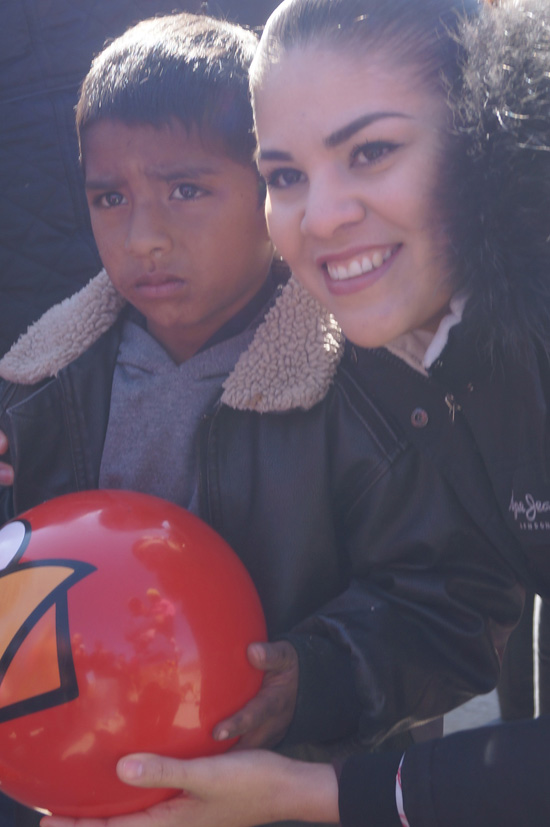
[85,164,220,190]
[85,176,125,191]
[150,164,221,181]
[257,149,293,163]
[258,111,411,162]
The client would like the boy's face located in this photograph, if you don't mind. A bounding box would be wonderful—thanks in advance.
[82,119,273,361]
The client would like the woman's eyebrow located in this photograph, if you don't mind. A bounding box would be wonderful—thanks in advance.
[257,111,411,163]
[325,111,410,148]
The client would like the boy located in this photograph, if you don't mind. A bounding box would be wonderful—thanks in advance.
[0,10,522,826]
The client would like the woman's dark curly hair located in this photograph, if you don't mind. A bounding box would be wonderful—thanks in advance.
[448,0,550,358]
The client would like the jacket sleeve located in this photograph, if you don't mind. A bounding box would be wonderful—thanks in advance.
[283,410,524,747]
[337,715,550,827]
[401,715,550,827]
[338,748,403,827]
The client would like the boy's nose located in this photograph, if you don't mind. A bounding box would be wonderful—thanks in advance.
[300,170,366,239]
[125,203,172,257]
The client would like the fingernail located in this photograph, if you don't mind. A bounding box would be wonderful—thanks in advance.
[119,758,144,779]
[215,728,230,741]
[248,642,265,662]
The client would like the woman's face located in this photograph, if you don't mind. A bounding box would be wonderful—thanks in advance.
[254,45,455,347]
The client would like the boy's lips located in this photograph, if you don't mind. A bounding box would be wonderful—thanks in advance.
[133,273,185,298]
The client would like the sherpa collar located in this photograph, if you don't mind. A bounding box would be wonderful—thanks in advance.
[0,270,344,413]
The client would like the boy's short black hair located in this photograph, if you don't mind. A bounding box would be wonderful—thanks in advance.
[76,12,259,165]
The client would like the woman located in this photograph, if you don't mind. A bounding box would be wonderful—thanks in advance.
[40,0,550,825]
[250,0,550,736]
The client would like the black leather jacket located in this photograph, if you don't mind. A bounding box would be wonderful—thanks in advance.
[0,274,523,749]
[335,331,550,827]
[349,330,550,598]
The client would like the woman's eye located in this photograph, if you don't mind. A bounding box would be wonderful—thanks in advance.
[352,141,398,167]
[97,192,125,208]
[171,183,205,201]
[264,168,305,190]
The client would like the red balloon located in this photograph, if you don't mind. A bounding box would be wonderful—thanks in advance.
[0,490,266,817]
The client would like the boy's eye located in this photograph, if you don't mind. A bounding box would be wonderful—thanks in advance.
[351,141,399,168]
[97,192,126,208]
[263,168,305,190]
[171,183,206,201]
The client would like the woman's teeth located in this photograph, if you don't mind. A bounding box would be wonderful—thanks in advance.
[326,247,393,281]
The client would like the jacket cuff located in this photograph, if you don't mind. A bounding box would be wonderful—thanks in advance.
[338,749,404,827]
[278,633,363,744]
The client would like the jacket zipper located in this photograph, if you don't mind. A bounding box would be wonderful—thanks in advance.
[197,402,225,529]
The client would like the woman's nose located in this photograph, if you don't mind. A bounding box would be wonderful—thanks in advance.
[301,170,366,239]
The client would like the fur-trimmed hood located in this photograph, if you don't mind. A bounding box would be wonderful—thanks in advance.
[0,270,344,413]
[445,0,550,359]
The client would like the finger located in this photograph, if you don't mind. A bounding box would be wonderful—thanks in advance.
[43,812,158,827]
[0,462,14,486]
[213,684,288,742]
[213,691,278,741]
[247,640,297,672]
[230,723,284,750]
[212,698,257,742]
[0,431,8,453]
[42,818,110,827]
[41,818,79,827]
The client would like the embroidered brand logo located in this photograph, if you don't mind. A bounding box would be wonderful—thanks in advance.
[509,491,550,531]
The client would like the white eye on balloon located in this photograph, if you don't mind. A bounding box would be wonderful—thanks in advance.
[0,521,29,572]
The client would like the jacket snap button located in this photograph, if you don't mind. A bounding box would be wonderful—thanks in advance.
[411,408,429,428]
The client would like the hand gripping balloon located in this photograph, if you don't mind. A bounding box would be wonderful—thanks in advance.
[0,490,266,817]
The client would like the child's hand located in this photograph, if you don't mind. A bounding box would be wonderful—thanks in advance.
[213,640,299,749]
[0,430,14,486]
[41,750,339,827]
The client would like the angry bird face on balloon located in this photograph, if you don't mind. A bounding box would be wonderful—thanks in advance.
[0,519,95,723]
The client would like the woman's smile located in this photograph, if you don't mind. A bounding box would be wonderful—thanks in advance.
[321,244,399,279]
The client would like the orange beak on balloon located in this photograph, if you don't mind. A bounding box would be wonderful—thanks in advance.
[0,521,95,724]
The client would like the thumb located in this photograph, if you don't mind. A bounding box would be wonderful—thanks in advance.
[117,753,193,790]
